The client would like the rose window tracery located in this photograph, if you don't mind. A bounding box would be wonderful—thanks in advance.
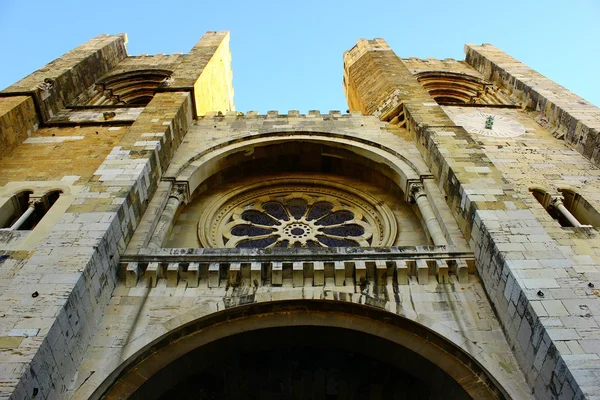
[225,196,371,248]
[198,181,397,249]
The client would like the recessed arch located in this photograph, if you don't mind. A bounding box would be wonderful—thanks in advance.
[559,188,600,227]
[164,132,436,248]
[528,187,598,228]
[415,71,513,106]
[0,188,67,231]
[92,300,512,400]
[529,187,549,206]
[173,131,427,199]
[0,190,33,229]
[89,69,172,106]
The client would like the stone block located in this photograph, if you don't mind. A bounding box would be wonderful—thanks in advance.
[282,262,293,281]
[292,262,303,287]
[375,260,387,285]
[125,263,138,288]
[417,259,429,285]
[334,261,345,286]
[187,263,199,288]
[208,262,220,288]
[272,262,282,286]
[436,260,449,284]
[396,260,409,285]
[229,262,241,286]
[146,262,159,288]
[354,261,367,285]
[456,259,468,284]
[250,262,261,287]
[313,262,324,286]
[0,336,24,348]
[365,261,376,283]
[386,261,397,285]
[166,263,180,288]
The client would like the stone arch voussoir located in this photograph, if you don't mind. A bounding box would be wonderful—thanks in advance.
[93,299,513,400]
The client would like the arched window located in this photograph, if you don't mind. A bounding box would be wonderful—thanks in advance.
[415,72,514,106]
[530,188,597,228]
[88,69,173,106]
[0,189,62,230]
[559,189,600,227]
[0,190,33,229]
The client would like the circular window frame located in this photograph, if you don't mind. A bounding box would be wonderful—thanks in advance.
[198,177,398,248]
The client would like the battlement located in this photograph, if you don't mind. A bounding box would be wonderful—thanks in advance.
[198,109,362,120]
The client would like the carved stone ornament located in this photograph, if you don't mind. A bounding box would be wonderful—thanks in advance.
[408,182,426,202]
[170,182,190,204]
[550,196,565,208]
[198,180,397,249]
[27,198,43,208]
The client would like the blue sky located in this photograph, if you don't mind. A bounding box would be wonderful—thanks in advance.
[1,0,598,112]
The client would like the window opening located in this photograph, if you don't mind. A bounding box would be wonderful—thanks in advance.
[530,188,595,228]
[0,190,62,231]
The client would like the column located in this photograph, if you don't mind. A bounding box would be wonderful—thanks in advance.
[550,196,583,228]
[10,198,41,230]
[410,183,448,246]
[147,183,189,248]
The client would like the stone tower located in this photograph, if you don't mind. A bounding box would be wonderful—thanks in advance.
[0,32,599,399]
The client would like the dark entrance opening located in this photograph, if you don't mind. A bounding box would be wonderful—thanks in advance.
[95,301,510,400]
[133,326,471,400]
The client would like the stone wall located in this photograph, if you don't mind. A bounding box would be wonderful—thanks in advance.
[1,34,128,122]
[0,125,127,186]
[0,96,38,159]
[343,38,600,398]
[160,31,235,117]
[69,248,531,399]
[0,31,229,399]
[124,111,470,255]
[465,44,600,167]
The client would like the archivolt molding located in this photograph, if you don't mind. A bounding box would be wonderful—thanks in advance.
[88,69,173,106]
[415,71,514,105]
[169,131,429,197]
[91,300,514,400]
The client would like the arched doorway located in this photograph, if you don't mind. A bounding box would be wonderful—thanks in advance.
[93,300,510,399]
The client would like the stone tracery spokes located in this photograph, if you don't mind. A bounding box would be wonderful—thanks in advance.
[222,194,373,248]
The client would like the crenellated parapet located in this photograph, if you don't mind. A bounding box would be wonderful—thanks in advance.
[200,109,355,120]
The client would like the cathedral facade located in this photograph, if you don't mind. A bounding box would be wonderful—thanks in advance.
[0,31,599,399]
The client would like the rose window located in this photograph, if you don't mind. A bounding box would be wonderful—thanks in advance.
[223,197,373,248]
[198,181,397,249]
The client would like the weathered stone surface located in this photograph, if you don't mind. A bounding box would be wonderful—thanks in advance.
[1,34,128,122]
[0,96,38,159]
[465,44,600,167]
[161,31,234,117]
[1,32,599,400]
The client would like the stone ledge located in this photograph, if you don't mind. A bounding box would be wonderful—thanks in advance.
[120,256,470,288]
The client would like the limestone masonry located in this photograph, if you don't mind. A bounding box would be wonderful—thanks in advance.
[0,32,599,399]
